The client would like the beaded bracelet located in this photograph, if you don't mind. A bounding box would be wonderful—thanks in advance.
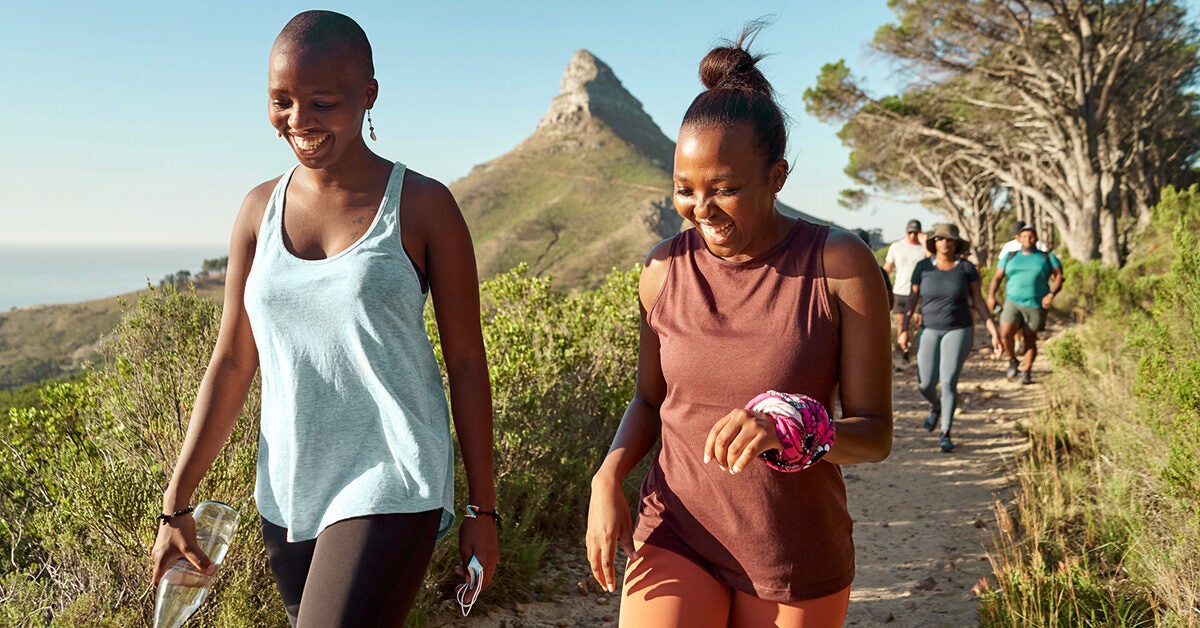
[464,504,502,532]
[156,506,195,526]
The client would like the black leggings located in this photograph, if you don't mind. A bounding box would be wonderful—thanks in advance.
[261,510,441,627]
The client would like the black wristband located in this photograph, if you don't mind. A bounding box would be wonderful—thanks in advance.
[465,504,502,532]
[157,506,195,525]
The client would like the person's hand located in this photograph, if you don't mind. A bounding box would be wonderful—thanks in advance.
[990,331,1003,358]
[986,296,997,312]
[1041,293,1055,308]
[151,514,213,587]
[458,513,500,590]
[897,330,910,353]
[704,408,784,473]
[586,476,636,593]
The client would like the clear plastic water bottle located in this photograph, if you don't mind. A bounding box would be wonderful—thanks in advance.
[153,501,240,628]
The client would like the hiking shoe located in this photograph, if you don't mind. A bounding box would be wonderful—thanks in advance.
[1006,359,1020,378]
[1020,370,1033,385]
[939,432,954,452]
[924,409,939,432]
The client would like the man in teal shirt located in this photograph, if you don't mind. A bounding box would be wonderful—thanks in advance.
[987,224,1064,384]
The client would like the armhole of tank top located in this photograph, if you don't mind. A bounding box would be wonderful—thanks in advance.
[391,164,431,294]
[814,224,835,322]
[644,232,685,333]
[255,168,295,254]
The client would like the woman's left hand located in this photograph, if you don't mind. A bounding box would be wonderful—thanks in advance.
[458,516,500,590]
[704,408,784,473]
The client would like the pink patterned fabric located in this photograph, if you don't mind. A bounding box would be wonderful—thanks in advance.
[746,391,836,472]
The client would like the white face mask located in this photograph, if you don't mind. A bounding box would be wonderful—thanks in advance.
[455,555,484,616]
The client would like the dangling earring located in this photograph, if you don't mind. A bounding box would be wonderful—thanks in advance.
[367,110,377,141]
[277,129,283,138]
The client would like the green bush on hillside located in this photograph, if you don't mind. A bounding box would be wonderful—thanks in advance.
[0,285,277,627]
[980,186,1200,625]
[0,266,644,626]
[418,264,640,613]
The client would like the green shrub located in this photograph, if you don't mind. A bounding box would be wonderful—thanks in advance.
[1045,330,1086,373]
[982,185,1200,625]
[419,264,640,619]
[0,285,280,627]
[2,267,645,626]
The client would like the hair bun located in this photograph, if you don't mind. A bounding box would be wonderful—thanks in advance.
[699,46,769,93]
[682,20,788,165]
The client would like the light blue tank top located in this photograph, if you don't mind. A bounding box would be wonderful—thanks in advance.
[244,162,454,542]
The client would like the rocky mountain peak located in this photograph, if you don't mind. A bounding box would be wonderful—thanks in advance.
[536,49,650,131]
[533,50,675,166]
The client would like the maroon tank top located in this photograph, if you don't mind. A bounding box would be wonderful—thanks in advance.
[635,219,854,602]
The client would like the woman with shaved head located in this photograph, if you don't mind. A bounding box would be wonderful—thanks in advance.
[151,11,498,625]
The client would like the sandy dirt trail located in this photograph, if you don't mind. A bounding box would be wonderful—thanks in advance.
[437,323,1045,627]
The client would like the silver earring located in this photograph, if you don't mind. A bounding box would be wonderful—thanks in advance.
[367,111,377,141]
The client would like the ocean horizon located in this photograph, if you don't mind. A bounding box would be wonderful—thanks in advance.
[0,244,227,311]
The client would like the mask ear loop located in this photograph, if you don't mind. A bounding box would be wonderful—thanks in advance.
[455,556,483,616]
[456,578,481,615]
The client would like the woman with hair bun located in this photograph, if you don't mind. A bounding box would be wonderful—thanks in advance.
[586,24,893,626]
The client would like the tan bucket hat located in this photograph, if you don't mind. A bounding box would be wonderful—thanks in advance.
[925,223,970,254]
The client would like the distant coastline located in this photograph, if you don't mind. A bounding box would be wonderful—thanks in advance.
[0,244,225,311]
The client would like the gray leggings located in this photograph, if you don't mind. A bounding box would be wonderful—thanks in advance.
[916,325,974,434]
[261,510,441,627]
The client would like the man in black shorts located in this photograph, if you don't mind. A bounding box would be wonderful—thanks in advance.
[884,220,929,365]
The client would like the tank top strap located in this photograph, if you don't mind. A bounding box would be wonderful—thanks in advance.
[255,166,300,258]
[372,162,407,244]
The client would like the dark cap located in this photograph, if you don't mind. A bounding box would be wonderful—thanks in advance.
[1010,221,1026,236]
[905,219,922,233]
[1018,223,1036,234]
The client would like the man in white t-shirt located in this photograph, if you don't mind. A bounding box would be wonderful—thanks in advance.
[884,219,930,363]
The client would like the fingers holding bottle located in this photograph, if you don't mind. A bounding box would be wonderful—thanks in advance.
[151,512,213,587]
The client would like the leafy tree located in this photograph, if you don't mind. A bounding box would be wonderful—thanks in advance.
[806,0,1200,265]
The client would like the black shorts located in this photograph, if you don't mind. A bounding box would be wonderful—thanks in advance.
[892,293,913,315]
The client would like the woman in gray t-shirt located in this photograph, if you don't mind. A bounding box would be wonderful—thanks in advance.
[898,224,999,452]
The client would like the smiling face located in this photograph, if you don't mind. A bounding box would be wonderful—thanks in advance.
[932,236,959,258]
[268,42,377,169]
[1017,229,1039,250]
[673,122,788,261]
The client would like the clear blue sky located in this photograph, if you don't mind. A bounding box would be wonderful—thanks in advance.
[7,1,1191,247]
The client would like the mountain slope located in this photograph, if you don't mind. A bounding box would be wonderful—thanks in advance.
[451,49,834,289]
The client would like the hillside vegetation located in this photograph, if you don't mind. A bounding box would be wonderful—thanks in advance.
[0,279,224,394]
[0,265,641,626]
[0,296,125,390]
[978,186,1200,625]
[452,128,677,289]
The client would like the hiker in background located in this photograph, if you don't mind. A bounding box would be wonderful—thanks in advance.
[987,224,1063,385]
[899,224,1000,452]
[997,220,1049,262]
[150,11,499,625]
[855,228,893,310]
[586,24,892,627]
[884,219,929,367]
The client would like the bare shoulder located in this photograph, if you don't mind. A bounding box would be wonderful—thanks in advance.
[401,169,458,215]
[823,227,879,282]
[639,236,675,310]
[232,176,282,242]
